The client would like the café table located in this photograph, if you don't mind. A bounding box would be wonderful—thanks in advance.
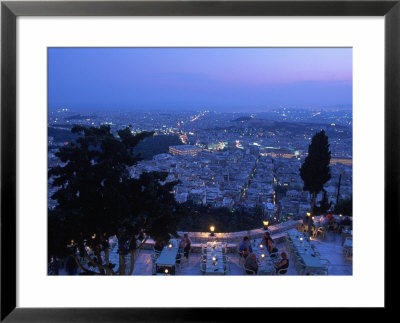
[250,239,276,275]
[204,242,225,275]
[155,240,180,275]
[287,231,326,275]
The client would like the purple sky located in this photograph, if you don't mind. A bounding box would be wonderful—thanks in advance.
[48,48,352,112]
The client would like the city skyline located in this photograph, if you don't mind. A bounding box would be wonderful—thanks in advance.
[48,47,352,112]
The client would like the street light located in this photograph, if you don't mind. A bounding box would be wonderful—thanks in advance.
[210,226,215,237]
[263,220,269,230]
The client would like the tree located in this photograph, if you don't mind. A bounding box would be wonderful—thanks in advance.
[334,197,352,217]
[299,130,331,235]
[48,125,183,275]
[313,189,333,216]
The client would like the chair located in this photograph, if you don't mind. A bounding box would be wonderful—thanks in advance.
[221,243,228,254]
[312,226,319,238]
[243,264,257,275]
[343,248,352,257]
[295,258,306,275]
[316,227,327,240]
[343,239,353,257]
[223,263,230,275]
[319,258,330,275]
[277,267,288,275]
[200,262,206,275]
[151,254,158,275]
[183,244,191,260]
[175,254,183,272]
[238,252,245,265]
[222,255,229,263]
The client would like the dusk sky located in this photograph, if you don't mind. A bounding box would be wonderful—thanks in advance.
[48,48,352,112]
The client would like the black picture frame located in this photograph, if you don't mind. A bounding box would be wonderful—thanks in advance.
[1,0,398,321]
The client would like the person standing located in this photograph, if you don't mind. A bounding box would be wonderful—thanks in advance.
[179,233,192,259]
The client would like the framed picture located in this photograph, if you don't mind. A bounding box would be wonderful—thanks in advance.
[1,0,398,320]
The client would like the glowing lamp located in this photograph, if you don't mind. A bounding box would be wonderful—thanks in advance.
[307,212,311,217]
[164,269,169,274]
[300,237,303,242]
[210,226,215,236]
[263,220,269,230]
[168,243,173,248]
[212,257,216,261]
[340,214,343,217]
[259,244,264,249]
[261,254,265,258]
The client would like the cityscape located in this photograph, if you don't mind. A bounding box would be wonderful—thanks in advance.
[48,108,352,218]
[48,48,353,276]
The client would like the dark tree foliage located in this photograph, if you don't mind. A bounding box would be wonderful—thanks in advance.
[48,125,183,275]
[313,189,333,216]
[274,184,288,196]
[300,130,331,234]
[177,204,263,232]
[334,198,353,217]
[133,134,182,160]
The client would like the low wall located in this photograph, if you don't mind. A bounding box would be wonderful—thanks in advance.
[141,220,301,253]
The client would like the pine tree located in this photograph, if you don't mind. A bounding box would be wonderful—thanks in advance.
[48,125,183,275]
[300,130,331,235]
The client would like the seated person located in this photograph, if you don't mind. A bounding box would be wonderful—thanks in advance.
[326,213,335,230]
[274,252,289,274]
[241,246,250,259]
[320,214,327,225]
[267,239,278,257]
[244,253,258,275]
[262,232,273,246]
[238,236,253,255]
[154,240,165,253]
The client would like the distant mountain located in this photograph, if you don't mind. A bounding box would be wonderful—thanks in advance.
[231,116,252,122]
[64,114,97,121]
[133,134,183,160]
[48,126,78,143]
[48,126,183,160]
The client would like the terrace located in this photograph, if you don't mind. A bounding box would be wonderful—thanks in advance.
[58,218,352,276]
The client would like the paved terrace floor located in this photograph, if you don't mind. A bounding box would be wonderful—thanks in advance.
[131,232,352,276]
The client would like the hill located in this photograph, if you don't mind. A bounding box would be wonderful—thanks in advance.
[134,134,183,160]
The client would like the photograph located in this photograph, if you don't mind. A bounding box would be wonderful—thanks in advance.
[47,47,353,276]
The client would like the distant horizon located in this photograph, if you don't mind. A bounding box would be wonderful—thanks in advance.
[49,48,352,112]
[49,105,353,114]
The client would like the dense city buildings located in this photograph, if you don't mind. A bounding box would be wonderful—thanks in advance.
[169,145,203,156]
[48,108,352,224]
